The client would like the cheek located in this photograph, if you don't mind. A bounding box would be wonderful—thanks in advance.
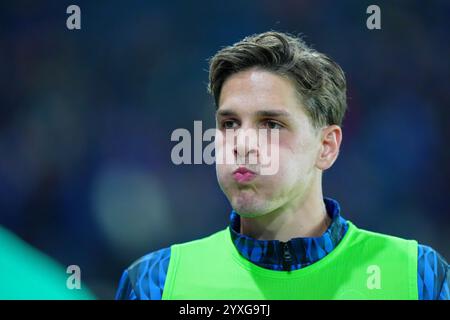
[216,164,233,190]
[273,153,299,184]
[215,164,227,181]
[277,138,316,178]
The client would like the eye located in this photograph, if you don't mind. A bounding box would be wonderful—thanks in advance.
[262,120,283,130]
[221,120,238,129]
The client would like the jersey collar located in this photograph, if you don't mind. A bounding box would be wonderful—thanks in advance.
[228,197,349,271]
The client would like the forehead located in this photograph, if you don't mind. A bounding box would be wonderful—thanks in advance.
[218,68,303,116]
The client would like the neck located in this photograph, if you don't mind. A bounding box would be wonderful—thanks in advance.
[239,175,330,242]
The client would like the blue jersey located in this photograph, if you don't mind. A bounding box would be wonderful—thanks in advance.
[116,198,449,300]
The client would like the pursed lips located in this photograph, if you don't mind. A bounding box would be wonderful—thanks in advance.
[232,166,257,183]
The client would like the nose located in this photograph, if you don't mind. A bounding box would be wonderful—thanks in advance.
[233,128,259,165]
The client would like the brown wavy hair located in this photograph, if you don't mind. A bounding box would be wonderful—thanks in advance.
[208,31,347,128]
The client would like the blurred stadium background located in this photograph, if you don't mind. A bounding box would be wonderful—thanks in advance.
[0,0,449,298]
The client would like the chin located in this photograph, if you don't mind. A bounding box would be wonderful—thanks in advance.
[235,210,266,218]
[231,197,269,218]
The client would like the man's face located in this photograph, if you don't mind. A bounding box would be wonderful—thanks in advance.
[215,68,322,217]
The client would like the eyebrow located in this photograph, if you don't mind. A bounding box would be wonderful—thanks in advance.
[216,109,291,118]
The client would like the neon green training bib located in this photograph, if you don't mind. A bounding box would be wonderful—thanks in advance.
[162,221,418,300]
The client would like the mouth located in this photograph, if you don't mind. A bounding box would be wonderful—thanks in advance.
[232,166,257,183]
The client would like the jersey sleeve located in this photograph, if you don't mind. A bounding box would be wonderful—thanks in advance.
[115,269,137,300]
[115,247,171,300]
[417,244,449,300]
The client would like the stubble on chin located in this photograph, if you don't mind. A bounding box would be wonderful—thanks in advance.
[230,188,268,217]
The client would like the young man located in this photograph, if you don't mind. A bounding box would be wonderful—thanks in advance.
[116,31,449,300]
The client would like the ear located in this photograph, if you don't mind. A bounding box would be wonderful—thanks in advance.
[315,125,342,170]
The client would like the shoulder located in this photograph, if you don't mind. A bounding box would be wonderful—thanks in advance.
[172,228,228,251]
[349,222,418,252]
[350,224,449,300]
[115,246,171,300]
[417,244,449,300]
[115,229,228,299]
